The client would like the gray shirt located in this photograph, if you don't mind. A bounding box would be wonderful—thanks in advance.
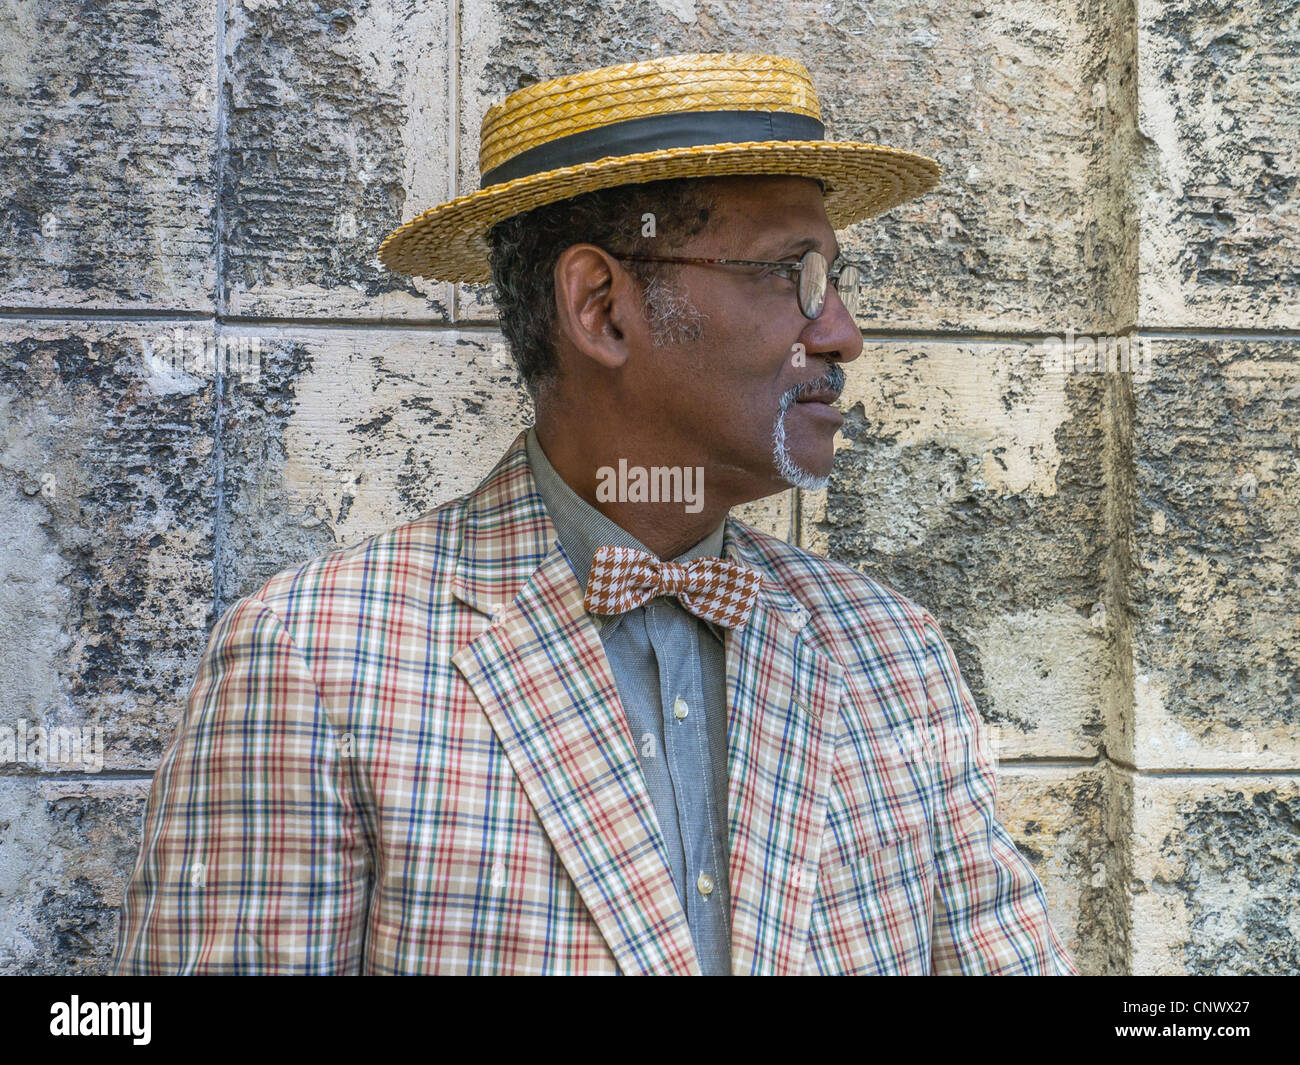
[525,427,732,975]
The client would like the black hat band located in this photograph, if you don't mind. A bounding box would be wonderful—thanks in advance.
[479,109,826,189]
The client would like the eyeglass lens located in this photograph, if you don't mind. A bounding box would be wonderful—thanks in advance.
[798,251,828,319]
[797,251,861,319]
[835,262,861,318]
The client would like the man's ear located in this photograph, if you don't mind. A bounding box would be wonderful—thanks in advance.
[553,244,644,372]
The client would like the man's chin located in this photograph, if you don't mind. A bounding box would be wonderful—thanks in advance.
[772,444,834,491]
[769,402,839,490]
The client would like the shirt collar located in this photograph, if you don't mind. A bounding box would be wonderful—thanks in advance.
[525,426,727,641]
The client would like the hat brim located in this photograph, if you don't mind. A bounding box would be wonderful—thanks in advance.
[377,140,941,283]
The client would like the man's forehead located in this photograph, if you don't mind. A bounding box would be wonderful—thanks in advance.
[693,175,839,257]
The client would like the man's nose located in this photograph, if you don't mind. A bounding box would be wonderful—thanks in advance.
[801,284,864,364]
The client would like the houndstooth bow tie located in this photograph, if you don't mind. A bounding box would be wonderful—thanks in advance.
[583,544,763,629]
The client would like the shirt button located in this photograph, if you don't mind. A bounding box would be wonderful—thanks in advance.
[673,697,689,721]
[696,872,714,897]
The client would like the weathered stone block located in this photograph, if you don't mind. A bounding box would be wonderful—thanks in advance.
[1138,1,1300,328]
[0,778,150,974]
[733,489,795,543]
[1130,775,1300,975]
[0,0,219,311]
[0,322,216,771]
[216,326,531,604]
[223,0,454,320]
[1132,339,1300,769]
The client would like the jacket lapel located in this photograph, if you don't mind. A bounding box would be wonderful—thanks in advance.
[450,432,700,975]
[722,526,845,975]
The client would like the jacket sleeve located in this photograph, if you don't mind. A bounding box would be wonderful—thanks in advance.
[919,612,1078,975]
[112,595,372,974]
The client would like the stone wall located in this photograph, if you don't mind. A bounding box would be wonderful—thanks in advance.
[1,0,1295,974]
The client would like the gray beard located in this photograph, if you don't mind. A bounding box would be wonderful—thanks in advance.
[771,362,846,490]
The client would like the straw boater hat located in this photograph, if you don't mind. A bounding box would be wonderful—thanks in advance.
[378,53,941,283]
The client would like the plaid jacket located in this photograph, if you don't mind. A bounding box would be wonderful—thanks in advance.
[113,429,1077,975]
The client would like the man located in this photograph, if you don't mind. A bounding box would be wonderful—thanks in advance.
[113,53,1076,975]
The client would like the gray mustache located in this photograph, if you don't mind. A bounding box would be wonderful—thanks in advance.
[780,363,846,409]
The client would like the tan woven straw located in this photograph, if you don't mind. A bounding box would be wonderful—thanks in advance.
[378,53,941,283]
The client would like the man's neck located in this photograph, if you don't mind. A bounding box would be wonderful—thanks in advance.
[532,422,735,560]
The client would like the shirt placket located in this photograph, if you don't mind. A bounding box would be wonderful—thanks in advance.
[646,599,730,975]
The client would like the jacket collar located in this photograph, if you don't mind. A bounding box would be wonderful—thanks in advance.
[449,430,557,618]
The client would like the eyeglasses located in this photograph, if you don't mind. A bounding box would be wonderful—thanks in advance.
[611,249,864,321]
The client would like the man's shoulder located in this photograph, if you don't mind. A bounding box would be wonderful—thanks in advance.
[728,515,943,650]
[235,490,472,628]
